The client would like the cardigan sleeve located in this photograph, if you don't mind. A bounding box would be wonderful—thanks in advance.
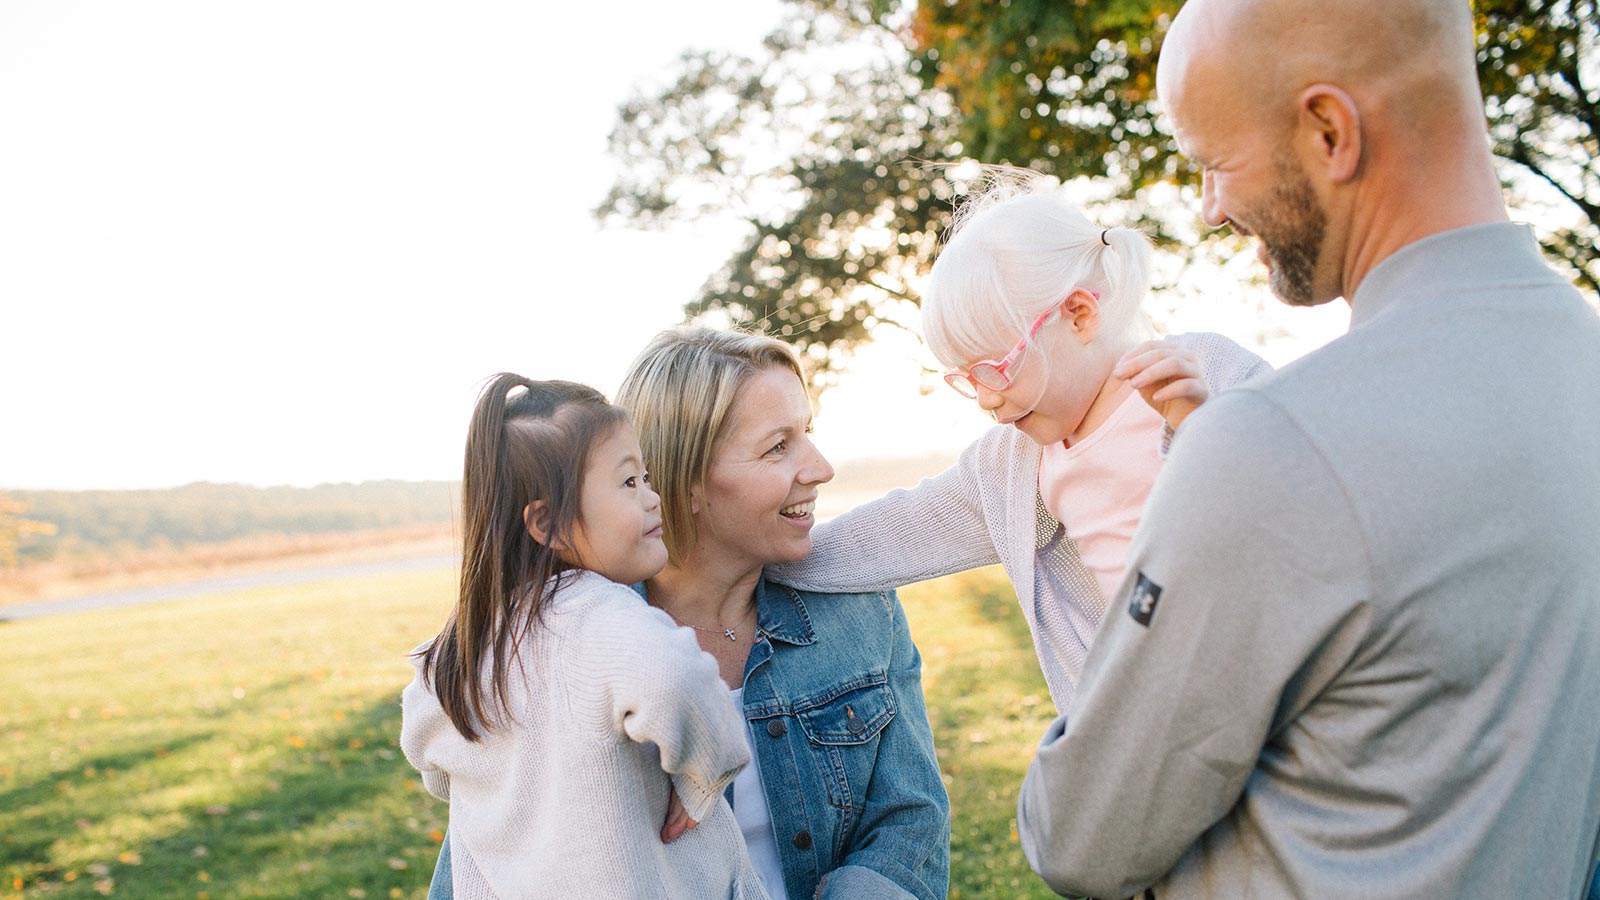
[1160,332,1275,458]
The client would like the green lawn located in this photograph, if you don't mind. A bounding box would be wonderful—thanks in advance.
[0,565,1061,900]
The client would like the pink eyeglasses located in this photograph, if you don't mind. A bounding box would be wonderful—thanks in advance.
[942,293,1095,398]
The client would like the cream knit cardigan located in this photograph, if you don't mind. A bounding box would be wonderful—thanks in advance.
[400,569,768,900]
[770,332,1270,712]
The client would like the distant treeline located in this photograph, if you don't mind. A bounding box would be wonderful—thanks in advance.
[8,481,457,563]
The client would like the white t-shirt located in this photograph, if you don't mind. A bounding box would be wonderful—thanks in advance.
[728,687,790,900]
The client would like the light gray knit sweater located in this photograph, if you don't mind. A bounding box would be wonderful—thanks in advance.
[770,332,1269,711]
[400,569,768,900]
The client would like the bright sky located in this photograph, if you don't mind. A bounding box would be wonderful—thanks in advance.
[0,1,1348,491]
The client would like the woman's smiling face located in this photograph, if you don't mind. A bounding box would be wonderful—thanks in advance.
[693,366,835,568]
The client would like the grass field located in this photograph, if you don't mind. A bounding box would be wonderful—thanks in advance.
[0,565,1061,900]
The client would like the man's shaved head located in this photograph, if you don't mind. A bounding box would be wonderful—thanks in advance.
[1159,0,1481,132]
[1157,0,1503,306]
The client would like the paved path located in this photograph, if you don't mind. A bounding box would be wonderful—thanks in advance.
[0,553,458,622]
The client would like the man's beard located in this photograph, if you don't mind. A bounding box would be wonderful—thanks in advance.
[1254,157,1329,308]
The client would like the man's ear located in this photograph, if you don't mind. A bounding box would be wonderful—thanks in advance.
[1298,83,1362,185]
[1058,288,1103,345]
[524,500,552,546]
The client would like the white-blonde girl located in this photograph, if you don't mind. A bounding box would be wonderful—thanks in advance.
[773,177,1271,711]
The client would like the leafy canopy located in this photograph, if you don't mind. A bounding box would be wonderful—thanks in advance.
[600,0,1600,376]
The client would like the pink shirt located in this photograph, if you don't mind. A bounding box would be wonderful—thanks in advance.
[1037,389,1167,607]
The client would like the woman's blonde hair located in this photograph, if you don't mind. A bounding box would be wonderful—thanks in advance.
[923,170,1154,368]
[616,326,807,564]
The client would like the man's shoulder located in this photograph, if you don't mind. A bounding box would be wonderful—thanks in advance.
[1162,385,1348,520]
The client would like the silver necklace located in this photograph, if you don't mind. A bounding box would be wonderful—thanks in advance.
[669,604,757,642]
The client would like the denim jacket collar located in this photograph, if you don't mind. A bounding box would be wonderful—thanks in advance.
[754,574,816,647]
[629,571,817,647]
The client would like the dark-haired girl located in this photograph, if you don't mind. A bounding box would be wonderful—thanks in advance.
[399,375,767,899]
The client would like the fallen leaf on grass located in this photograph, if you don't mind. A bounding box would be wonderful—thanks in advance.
[205,805,230,816]
[117,851,142,865]
[386,858,407,870]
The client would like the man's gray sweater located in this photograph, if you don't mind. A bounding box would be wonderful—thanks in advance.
[1018,223,1600,899]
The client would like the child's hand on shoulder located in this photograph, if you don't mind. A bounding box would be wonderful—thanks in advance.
[1114,340,1210,432]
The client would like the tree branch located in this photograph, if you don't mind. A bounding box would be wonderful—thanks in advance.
[867,274,917,302]
[1507,140,1600,223]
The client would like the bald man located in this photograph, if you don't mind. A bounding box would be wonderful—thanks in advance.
[1015,1,1600,898]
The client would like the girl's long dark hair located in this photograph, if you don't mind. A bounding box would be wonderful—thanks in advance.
[419,374,626,741]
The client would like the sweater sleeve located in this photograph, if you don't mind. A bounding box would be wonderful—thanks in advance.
[570,588,751,823]
[768,437,1000,593]
[399,653,455,803]
[1016,390,1373,899]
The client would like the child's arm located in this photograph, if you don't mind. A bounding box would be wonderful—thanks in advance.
[768,441,1001,593]
[575,590,750,825]
[1114,340,1210,433]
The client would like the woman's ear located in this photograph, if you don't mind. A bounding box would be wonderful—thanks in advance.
[524,500,552,545]
[1058,288,1103,345]
[688,482,703,516]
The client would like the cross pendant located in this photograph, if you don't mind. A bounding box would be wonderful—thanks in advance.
[724,629,737,641]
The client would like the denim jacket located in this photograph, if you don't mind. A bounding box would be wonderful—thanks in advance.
[424,575,950,900]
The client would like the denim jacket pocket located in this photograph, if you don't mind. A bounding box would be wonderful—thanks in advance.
[793,673,897,811]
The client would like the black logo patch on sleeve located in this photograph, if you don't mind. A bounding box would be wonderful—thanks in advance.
[1128,572,1163,627]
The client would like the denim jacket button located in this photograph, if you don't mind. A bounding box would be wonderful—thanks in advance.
[766,719,787,738]
[793,829,812,850]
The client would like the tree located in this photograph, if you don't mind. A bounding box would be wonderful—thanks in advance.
[1477,0,1600,296]
[0,496,55,569]
[600,0,1600,373]
[599,4,960,384]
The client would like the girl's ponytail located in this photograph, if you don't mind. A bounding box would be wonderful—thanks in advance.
[422,375,626,741]
[1095,225,1155,340]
